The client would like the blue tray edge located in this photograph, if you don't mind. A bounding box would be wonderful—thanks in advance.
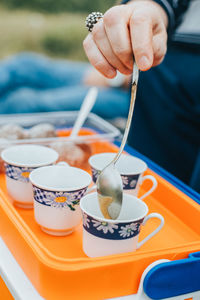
[117,143,200,204]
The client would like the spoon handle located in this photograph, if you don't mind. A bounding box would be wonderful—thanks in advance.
[70,87,98,138]
[113,62,139,164]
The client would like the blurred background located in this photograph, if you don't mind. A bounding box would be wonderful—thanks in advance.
[0,0,116,61]
[0,0,130,129]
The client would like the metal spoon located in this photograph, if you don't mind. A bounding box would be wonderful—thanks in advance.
[97,63,139,219]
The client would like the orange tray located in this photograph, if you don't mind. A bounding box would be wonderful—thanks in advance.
[0,139,200,300]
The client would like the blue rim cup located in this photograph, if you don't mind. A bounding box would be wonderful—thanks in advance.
[80,192,164,257]
[89,153,158,200]
[29,164,92,236]
[1,144,59,209]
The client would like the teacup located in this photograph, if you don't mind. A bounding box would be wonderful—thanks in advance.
[29,164,92,236]
[89,153,157,200]
[1,144,58,208]
[80,192,164,257]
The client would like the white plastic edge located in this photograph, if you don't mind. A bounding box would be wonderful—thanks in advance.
[0,237,44,300]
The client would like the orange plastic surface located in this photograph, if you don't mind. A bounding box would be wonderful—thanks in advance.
[0,134,200,300]
[57,128,96,137]
[0,276,14,300]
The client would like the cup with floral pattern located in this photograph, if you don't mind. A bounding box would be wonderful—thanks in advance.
[80,192,164,257]
[89,153,157,200]
[29,163,92,236]
[1,144,58,208]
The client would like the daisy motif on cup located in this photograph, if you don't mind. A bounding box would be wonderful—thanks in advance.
[92,219,118,234]
[33,186,87,211]
[121,174,139,190]
[30,163,91,236]
[81,192,164,257]
[119,222,141,238]
[82,213,90,228]
[83,213,142,240]
[5,163,34,183]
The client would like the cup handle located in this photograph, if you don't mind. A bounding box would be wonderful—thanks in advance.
[137,213,164,249]
[57,161,70,167]
[139,175,158,200]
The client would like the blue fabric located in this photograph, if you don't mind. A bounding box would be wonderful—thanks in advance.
[143,251,200,299]
[129,44,200,191]
[0,51,199,193]
[0,53,130,119]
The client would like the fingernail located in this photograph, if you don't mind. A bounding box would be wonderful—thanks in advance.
[138,56,150,71]
[107,69,117,78]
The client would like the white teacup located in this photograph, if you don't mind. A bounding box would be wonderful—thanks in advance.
[1,144,58,208]
[29,164,92,236]
[89,153,157,200]
[80,192,164,257]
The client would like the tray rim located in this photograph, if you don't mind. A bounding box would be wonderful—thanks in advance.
[0,111,121,145]
[123,143,200,205]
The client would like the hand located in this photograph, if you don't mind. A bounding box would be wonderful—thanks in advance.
[83,68,110,87]
[83,0,168,78]
[83,67,131,88]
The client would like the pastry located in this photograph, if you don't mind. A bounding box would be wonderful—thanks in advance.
[27,123,57,139]
[0,124,25,140]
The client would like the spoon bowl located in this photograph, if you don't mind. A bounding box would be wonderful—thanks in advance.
[97,163,123,219]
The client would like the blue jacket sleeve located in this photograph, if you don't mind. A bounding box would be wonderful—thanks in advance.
[121,0,190,34]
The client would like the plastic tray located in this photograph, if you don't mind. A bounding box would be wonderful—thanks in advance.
[0,141,199,300]
[0,275,13,300]
[123,143,200,205]
[0,111,120,145]
[0,111,121,171]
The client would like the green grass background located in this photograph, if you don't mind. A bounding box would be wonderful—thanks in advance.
[0,1,116,60]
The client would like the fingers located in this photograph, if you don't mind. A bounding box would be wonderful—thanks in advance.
[83,5,135,78]
[92,19,132,75]
[103,6,134,70]
[130,10,154,71]
[152,31,167,66]
[83,34,117,78]
[83,3,168,76]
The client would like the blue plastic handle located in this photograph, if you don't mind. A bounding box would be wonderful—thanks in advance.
[143,251,200,299]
